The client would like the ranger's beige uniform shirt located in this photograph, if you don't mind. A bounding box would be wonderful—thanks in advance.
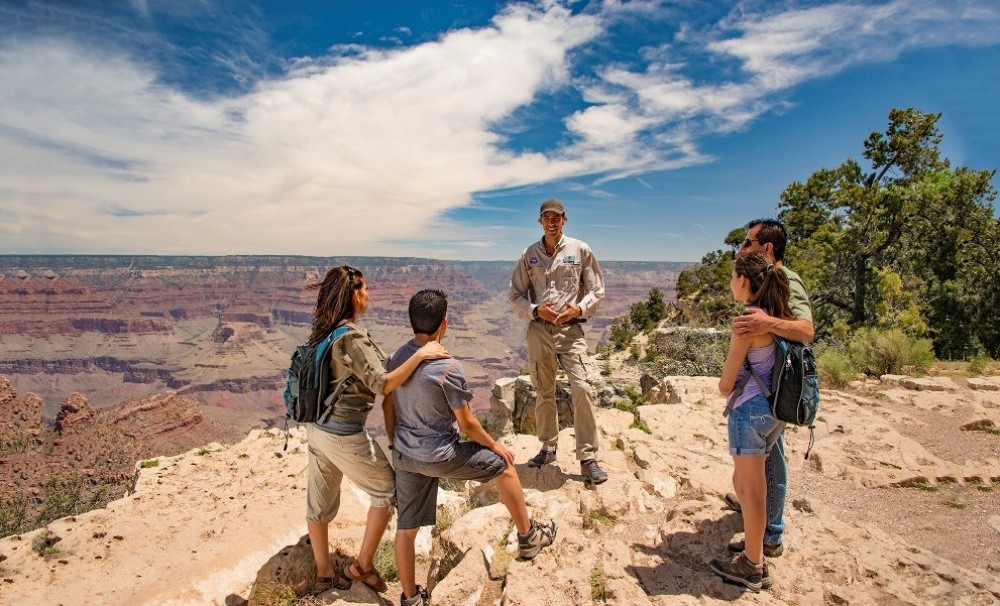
[509,235,605,318]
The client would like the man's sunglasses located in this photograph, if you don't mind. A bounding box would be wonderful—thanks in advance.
[741,238,759,249]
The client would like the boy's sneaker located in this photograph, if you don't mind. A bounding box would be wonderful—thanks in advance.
[400,585,429,606]
[723,492,742,512]
[709,553,765,592]
[727,538,783,558]
[580,459,608,484]
[518,519,557,560]
[528,448,557,467]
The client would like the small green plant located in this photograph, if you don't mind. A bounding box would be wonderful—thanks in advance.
[32,531,61,559]
[0,495,29,537]
[976,484,993,492]
[1,434,30,456]
[967,355,990,376]
[433,507,457,537]
[33,479,105,529]
[601,358,612,377]
[139,459,159,469]
[195,448,210,456]
[914,482,938,493]
[945,499,966,509]
[631,419,651,434]
[251,581,301,606]
[629,344,641,361]
[372,539,399,583]
[585,508,617,527]
[590,562,606,603]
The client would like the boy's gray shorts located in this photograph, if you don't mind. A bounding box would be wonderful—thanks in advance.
[393,441,506,529]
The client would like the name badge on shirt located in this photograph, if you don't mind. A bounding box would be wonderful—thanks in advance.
[562,255,577,264]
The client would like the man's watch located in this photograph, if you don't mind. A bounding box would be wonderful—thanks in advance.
[532,306,540,320]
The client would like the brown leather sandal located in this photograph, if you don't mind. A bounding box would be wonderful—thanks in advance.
[346,558,388,593]
[313,570,352,594]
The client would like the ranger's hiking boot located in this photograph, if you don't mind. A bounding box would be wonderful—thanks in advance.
[580,459,608,485]
[518,519,557,560]
[527,448,557,467]
[709,553,767,592]
[400,585,429,606]
[727,538,784,558]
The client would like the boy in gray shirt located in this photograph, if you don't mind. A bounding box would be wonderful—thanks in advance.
[386,289,556,606]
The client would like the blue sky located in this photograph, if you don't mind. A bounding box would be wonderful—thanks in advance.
[1,1,997,262]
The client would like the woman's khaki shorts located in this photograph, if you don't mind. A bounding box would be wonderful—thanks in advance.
[306,424,395,524]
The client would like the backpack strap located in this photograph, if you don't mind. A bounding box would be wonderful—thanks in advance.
[723,369,752,417]
[316,325,356,424]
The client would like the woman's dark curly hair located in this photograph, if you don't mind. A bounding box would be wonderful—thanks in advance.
[307,265,364,344]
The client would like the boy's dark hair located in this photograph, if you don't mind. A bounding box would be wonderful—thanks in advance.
[409,289,447,335]
[748,218,788,262]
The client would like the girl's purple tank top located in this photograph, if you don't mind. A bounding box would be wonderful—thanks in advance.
[731,343,776,410]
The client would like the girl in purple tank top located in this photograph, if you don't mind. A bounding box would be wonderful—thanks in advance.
[711,252,797,588]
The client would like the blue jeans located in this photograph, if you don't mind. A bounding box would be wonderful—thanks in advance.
[764,432,787,545]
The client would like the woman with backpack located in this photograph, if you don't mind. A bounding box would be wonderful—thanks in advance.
[709,251,793,592]
[304,265,448,595]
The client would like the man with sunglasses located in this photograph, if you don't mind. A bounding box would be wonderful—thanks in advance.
[509,198,608,485]
[727,218,814,559]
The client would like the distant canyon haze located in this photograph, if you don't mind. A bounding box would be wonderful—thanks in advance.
[0,255,688,434]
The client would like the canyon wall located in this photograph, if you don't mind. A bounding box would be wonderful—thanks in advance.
[0,255,687,428]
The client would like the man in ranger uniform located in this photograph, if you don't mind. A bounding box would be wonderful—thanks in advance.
[509,198,608,484]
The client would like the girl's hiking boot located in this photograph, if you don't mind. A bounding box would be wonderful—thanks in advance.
[528,448,557,467]
[709,552,769,592]
[727,538,783,558]
[580,459,608,485]
[400,585,429,606]
[518,519,557,559]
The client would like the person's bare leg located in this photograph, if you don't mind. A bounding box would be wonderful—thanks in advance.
[733,455,767,565]
[307,520,333,578]
[355,505,390,572]
[394,527,420,599]
[495,465,530,534]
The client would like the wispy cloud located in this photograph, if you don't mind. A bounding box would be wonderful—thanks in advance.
[0,1,996,256]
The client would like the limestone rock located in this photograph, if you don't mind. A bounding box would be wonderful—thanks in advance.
[248,534,316,602]
[55,393,94,434]
[428,548,489,606]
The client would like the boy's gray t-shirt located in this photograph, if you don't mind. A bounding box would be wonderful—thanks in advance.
[387,340,473,463]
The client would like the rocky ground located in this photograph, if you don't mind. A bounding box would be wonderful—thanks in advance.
[1,369,998,605]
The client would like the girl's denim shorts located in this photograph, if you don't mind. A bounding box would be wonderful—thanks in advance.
[727,393,785,456]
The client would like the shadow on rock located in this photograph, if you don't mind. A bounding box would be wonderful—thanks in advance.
[626,509,745,599]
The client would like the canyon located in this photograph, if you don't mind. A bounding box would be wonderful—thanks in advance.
[0,255,686,430]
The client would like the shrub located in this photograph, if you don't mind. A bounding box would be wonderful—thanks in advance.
[816,345,858,389]
[648,327,729,376]
[372,539,399,583]
[847,328,934,376]
[139,459,159,469]
[33,478,106,529]
[967,355,992,376]
[0,495,28,537]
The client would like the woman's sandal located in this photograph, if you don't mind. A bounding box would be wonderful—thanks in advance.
[346,558,388,593]
[314,570,352,594]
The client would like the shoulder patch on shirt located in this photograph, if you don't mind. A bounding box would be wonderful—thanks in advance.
[529,256,538,265]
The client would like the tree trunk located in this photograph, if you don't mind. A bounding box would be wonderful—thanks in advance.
[852,257,867,324]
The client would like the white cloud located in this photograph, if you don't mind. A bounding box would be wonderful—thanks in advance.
[0,4,604,255]
[0,0,998,256]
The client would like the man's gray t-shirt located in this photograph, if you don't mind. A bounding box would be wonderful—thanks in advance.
[387,340,473,463]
